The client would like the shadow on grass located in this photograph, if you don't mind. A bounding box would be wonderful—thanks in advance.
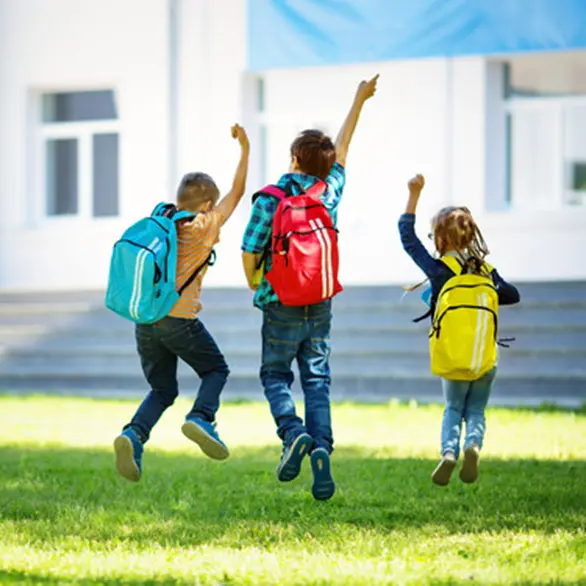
[0,571,182,586]
[0,570,584,586]
[1,445,585,548]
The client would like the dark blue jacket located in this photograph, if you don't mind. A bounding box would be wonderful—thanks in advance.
[398,213,521,309]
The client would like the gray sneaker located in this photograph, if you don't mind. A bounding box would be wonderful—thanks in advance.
[431,452,457,486]
[460,444,480,483]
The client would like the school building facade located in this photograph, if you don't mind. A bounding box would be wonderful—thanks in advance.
[1,0,585,293]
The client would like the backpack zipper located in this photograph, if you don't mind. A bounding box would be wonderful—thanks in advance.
[431,304,498,339]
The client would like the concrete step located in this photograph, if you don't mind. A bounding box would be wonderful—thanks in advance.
[0,350,585,377]
[0,372,583,407]
[0,284,584,407]
[1,340,585,359]
[0,280,585,305]
[0,305,584,330]
[2,328,586,353]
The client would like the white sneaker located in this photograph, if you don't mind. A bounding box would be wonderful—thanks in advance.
[431,452,457,486]
[460,443,480,483]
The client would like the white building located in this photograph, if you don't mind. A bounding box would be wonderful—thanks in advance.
[1,0,585,292]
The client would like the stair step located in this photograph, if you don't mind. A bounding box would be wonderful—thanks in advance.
[1,352,585,377]
[1,298,585,316]
[0,373,582,407]
[0,307,584,330]
[0,284,584,407]
[2,281,585,305]
[2,344,586,358]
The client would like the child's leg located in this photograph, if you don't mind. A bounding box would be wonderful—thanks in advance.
[459,367,496,483]
[261,304,311,481]
[160,317,230,460]
[440,379,469,458]
[297,302,335,500]
[297,301,333,452]
[432,379,469,486]
[127,323,179,442]
[463,367,496,451]
[115,323,178,481]
[162,318,229,422]
[298,326,333,454]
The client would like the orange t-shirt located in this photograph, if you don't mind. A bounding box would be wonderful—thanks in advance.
[168,209,224,319]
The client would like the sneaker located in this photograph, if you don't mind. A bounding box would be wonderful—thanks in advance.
[460,443,480,483]
[114,428,143,482]
[310,448,335,501]
[431,452,457,486]
[181,417,229,460]
[277,432,313,482]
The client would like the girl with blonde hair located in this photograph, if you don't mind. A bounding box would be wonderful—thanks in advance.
[398,175,520,486]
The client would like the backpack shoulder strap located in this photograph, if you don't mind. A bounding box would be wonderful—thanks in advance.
[305,180,327,198]
[177,250,216,295]
[440,256,464,275]
[252,185,287,204]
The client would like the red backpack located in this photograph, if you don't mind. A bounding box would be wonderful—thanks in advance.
[254,181,343,306]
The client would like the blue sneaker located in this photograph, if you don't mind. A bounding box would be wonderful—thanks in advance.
[277,433,313,482]
[182,417,229,460]
[113,428,143,482]
[310,448,335,501]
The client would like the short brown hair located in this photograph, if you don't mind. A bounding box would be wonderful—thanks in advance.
[290,129,336,180]
[176,172,219,211]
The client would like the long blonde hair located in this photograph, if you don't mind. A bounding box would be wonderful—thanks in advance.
[403,206,489,293]
[432,206,489,274]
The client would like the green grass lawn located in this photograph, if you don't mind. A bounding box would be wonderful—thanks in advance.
[0,395,585,586]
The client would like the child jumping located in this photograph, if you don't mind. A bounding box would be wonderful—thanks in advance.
[241,75,379,500]
[114,124,250,482]
[399,174,520,486]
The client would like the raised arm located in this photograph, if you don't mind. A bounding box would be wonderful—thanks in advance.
[216,124,250,225]
[399,175,445,280]
[334,74,379,167]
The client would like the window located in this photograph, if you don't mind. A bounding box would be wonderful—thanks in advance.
[39,90,120,218]
[252,76,338,186]
[504,53,586,209]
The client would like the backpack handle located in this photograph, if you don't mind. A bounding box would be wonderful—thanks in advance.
[252,185,286,203]
[252,180,327,203]
[151,202,195,223]
[286,178,327,199]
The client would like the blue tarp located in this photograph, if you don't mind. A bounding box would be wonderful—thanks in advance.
[248,0,586,71]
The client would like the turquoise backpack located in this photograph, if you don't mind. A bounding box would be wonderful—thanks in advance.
[105,203,215,324]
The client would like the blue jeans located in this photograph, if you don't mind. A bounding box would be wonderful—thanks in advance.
[126,317,229,443]
[260,300,333,453]
[440,367,497,458]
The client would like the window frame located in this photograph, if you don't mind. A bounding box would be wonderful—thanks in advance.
[34,89,121,223]
[505,94,586,211]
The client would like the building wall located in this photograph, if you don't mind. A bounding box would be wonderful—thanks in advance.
[0,0,170,290]
[0,0,584,291]
[257,56,586,285]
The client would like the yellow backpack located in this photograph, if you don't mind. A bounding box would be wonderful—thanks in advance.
[429,256,498,381]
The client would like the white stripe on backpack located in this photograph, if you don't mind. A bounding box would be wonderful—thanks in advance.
[310,219,328,299]
[129,250,146,320]
[316,218,333,298]
[470,294,484,373]
[129,238,159,319]
[475,293,490,375]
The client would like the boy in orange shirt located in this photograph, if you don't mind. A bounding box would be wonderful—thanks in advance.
[114,124,249,482]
